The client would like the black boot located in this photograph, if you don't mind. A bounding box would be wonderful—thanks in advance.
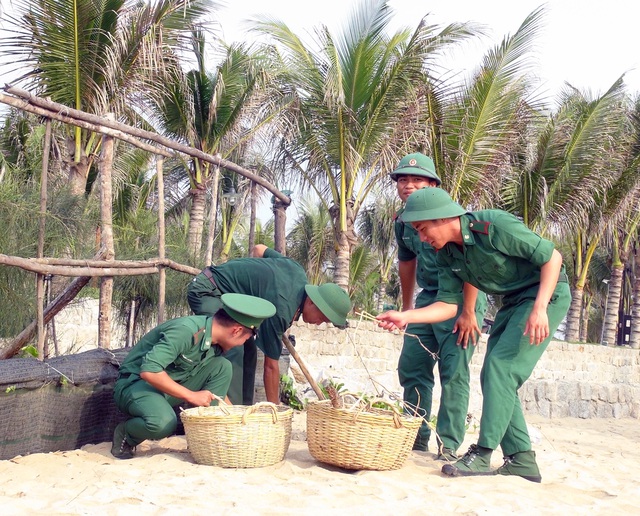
[111,422,136,460]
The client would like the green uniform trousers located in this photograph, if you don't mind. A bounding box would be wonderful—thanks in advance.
[398,289,483,451]
[478,281,571,455]
[113,356,232,446]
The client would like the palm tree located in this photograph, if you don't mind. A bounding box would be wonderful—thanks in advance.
[357,189,399,311]
[429,6,547,209]
[0,0,215,195]
[286,198,334,285]
[145,31,283,262]
[519,80,633,342]
[253,0,479,288]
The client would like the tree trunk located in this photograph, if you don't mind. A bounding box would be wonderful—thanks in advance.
[98,117,115,349]
[602,267,623,346]
[630,272,640,349]
[564,286,584,342]
[334,229,351,290]
[187,183,207,262]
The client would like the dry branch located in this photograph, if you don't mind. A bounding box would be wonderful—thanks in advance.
[1,86,291,204]
[0,253,200,277]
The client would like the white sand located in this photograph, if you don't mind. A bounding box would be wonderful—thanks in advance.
[0,413,638,515]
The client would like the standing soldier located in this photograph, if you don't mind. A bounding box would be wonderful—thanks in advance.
[377,187,571,482]
[111,293,277,459]
[390,153,487,459]
[187,245,352,405]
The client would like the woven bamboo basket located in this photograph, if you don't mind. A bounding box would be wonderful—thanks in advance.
[180,401,293,468]
[306,399,421,470]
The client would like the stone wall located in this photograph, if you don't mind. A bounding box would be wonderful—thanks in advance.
[286,320,640,419]
[51,300,640,419]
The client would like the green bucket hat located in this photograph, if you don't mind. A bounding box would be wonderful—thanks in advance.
[304,283,351,328]
[220,293,276,330]
[401,187,467,223]
[390,152,441,185]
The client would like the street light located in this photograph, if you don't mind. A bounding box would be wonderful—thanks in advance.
[221,177,242,206]
[601,278,610,346]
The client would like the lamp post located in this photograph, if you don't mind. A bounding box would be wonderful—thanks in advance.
[271,189,293,255]
[221,177,242,207]
[601,278,610,346]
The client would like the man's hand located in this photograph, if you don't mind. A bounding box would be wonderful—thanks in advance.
[185,390,218,407]
[452,311,481,349]
[376,310,408,332]
[524,305,550,345]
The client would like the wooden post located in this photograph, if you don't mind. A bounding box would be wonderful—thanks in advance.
[98,114,115,349]
[205,154,221,266]
[248,180,257,253]
[36,117,52,359]
[273,197,287,255]
[156,156,166,324]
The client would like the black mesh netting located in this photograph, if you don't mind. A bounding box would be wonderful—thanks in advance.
[0,347,130,460]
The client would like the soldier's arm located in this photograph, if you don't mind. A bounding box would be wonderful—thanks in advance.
[398,258,417,311]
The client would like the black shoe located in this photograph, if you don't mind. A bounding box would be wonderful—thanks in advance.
[111,422,135,460]
[441,444,494,477]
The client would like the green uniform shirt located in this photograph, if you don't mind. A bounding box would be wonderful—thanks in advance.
[118,315,222,383]
[435,210,559,305]
[192,248,308,360]
[395,207,439,292]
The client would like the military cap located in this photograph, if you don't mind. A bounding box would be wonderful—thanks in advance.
[220,293,276,330]
[304,283,351,328]
[389,152,441,184]
[401,187,467,223]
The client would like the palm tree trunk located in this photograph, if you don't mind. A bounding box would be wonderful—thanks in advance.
[564,286,584,342]
[334,229,351,290]
[579,294,591,343]
[602,267,623,346]
[630,273,640,349]
[187,184,207,262]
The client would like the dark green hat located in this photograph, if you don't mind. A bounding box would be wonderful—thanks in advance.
[390,152,441,184]
[220,293,276,330]
[304,283,351,328]
[402,187,467,223]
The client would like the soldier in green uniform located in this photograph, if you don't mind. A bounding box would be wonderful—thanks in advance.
[377,187,571,483]
[187,245,352,405]
[390,153,487,459]
[111,293,277,459]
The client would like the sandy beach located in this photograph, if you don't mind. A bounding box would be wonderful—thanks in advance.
[0,411,638,515]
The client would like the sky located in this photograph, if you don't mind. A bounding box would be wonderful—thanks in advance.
[213,0,640,100]
[212,0,640,224]
[2,0,639,225]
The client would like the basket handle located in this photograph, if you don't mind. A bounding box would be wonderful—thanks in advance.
[361,398,404,429]
[241,401,279,424]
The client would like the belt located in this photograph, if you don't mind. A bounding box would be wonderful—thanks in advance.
[203,267,218,289]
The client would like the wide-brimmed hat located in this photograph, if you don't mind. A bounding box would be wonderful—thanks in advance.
[304,283,351,328]
[220,293,276,330]
[389,152,441,184]
[401,187,467,222]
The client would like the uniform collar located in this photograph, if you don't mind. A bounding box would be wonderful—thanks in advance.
[459,214,477,247]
